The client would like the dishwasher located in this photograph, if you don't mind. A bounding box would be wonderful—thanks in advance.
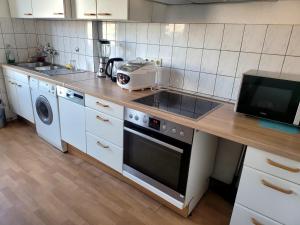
[57,86,86,153]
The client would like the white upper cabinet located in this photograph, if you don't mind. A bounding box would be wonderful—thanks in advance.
[31,0,71,18]
[8,0,33,18]
[72,0,97,19]
[73,0,152,21]
[96,0,128,20]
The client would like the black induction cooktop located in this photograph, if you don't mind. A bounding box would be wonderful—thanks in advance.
[133,90,222,120]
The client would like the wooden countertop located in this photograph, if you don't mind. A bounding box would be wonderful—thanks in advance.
[3,64,300,162]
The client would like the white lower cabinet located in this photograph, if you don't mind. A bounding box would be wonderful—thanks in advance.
[3,69,34,123]
[85,107,123,147]
[231,146,300,225]
[86,132,123,173]
[231,204,281,225]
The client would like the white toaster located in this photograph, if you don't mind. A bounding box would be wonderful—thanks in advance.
[116,62,157,91]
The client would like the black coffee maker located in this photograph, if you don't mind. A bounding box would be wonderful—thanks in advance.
[105,58,124,82]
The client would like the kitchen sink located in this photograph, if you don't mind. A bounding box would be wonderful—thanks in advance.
[34,65,61,71]
[15,62,85,76]
[17,62,50,68]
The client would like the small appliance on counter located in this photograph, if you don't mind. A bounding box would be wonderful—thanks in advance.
[235,70,300,127]
[97,39,111,78]
[105,57,124,82]
[116,60,157,91]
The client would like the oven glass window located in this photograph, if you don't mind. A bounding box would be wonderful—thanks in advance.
[124,130,182,192]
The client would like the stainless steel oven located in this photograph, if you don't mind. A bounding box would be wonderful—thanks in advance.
[123,108,194,203]
[236,70,300,127]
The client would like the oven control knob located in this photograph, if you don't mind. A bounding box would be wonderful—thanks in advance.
[162,124,167,130]
[134,115,139,121]
[179,131,185,137]
[171,128,177,134]
[129,114,133,119]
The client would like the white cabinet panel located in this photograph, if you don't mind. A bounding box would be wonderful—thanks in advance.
[85,107,123,147]
[230,204,281,225]
[245,147,300,185]
[236,166,300,225]
[85,94,124,120]
[4,77,20,115]
[8,0,33,18]
[16,82,34,123]
[97,0,128,20]
[86,132,123,173]
[72,0,97,19]
[32,0,68,18]
[59,97,86,153]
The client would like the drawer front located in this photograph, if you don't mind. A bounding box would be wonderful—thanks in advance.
[236,166,300,225]
[4,69,29,84]
[245,146,300,185]
[85,107,123,147]
[86,132,123,173]
[85,94,124,120]
[230,204,281,225]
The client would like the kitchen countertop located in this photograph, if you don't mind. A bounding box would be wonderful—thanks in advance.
[3,64,300,162]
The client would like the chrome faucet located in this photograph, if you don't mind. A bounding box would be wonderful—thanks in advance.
[43,43,58,65]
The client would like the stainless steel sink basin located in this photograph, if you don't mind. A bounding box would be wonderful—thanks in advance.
[17,62,50,68]
[34,65,61,71]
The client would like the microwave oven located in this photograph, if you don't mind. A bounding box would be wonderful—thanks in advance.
[235,70,300,127]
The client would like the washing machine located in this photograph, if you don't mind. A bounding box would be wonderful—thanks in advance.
[30,78,66,152]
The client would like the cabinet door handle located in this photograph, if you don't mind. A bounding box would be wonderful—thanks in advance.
[251,218,263,225]
[17,84,22,87]
[96,115,109,122]
[97,13,112,16]
[24,13,32,16]
[53,12,64,15]
[261,179,294,195]
[267,159,300,173]
[84,13,96,16]
[97,141,109,149]
[96,101,109,108]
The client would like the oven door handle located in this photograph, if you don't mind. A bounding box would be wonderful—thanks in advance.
[124,127,184,154]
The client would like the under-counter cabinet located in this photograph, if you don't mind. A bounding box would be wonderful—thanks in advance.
[3,68,34,123]
[230,147,300,225]
[85,94,124,173]
[72,0,152,21]
[8,0,33,18]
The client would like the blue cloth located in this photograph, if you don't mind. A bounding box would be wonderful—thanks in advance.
[259,119,300,134]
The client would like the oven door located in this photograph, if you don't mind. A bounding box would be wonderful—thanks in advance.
[236,75,300,126]
[123,121,192,202]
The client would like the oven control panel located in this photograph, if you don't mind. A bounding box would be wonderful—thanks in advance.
[125,108,194,144]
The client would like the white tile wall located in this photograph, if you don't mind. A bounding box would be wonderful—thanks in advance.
[35,20,98,72]
[101,21,300,102]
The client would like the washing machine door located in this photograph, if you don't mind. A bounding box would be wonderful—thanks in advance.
[35,96,53,125]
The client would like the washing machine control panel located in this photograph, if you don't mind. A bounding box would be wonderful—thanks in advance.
[39,81,56,95]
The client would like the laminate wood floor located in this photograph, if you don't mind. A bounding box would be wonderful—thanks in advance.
[0,120,232,225]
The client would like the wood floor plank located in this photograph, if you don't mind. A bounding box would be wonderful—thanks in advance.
[0,120,232,225]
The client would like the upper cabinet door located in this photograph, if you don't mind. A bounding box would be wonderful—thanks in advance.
[32,0,66,18]
[96,0,128,20]
[73,0,97,19]
[8,0,33,18]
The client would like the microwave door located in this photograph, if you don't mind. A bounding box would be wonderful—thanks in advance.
[237,75,300,125]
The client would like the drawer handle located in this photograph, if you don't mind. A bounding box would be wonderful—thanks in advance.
[261,179,294,195]
[97,13,112,16]
[24,13,32,16]
[96,101,109,108]
[251,218,263,225]
[53,12,64,15]
[96,115,109,122]
[84,13,96,16]
[17,84,22,87]
[267,159,300,173]
[97,141,109,149]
